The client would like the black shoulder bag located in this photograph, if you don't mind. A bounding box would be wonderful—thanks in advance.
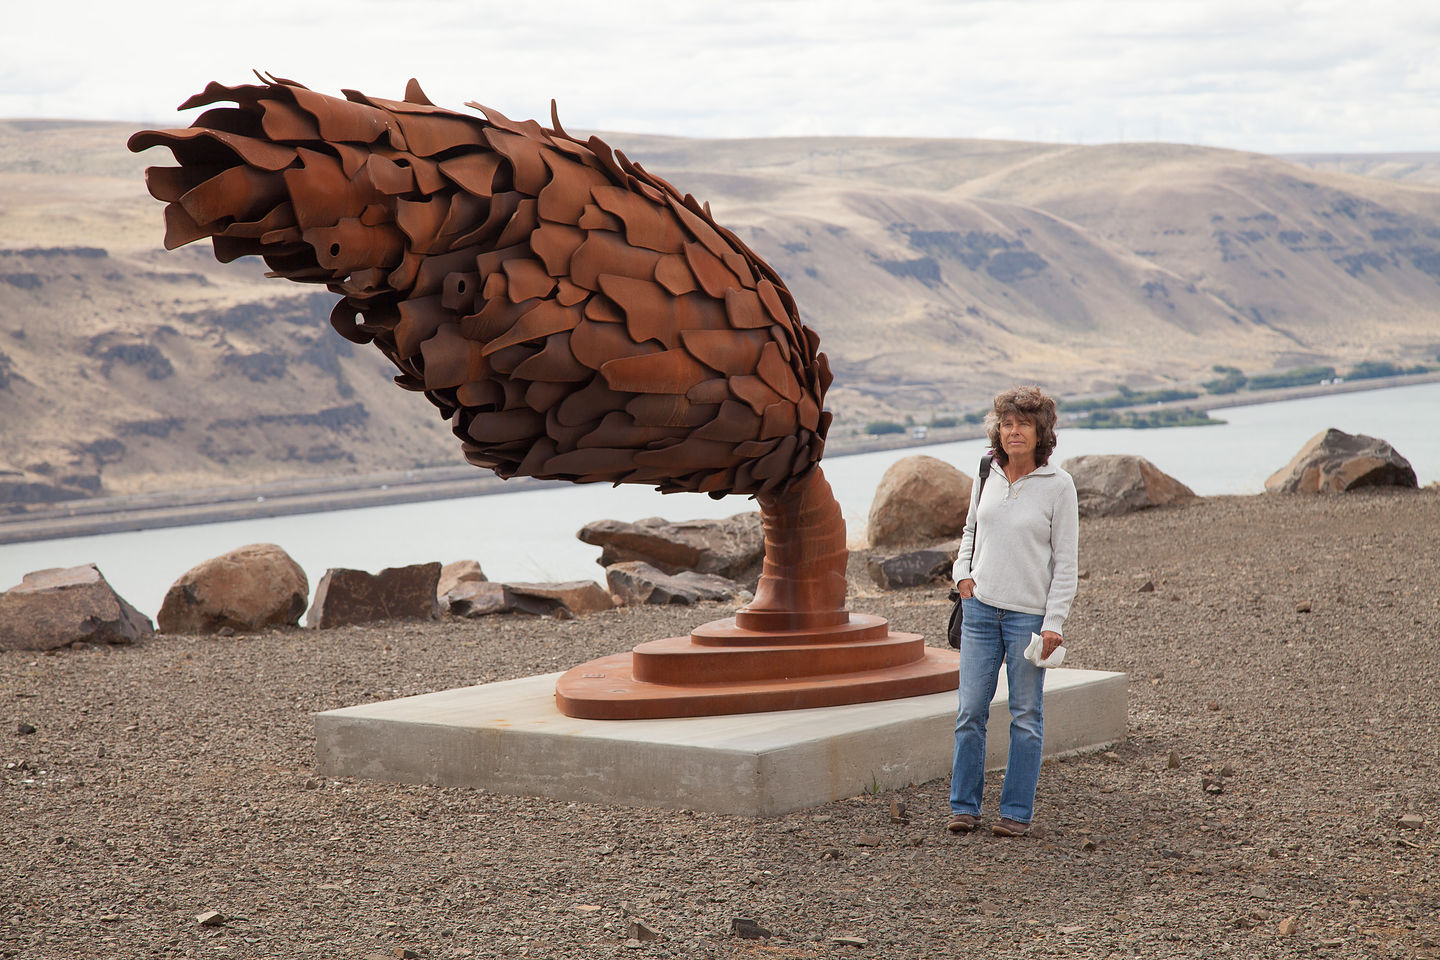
[946,454,994,650]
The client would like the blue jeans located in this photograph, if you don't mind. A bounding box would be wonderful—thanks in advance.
[949,597,1047,823]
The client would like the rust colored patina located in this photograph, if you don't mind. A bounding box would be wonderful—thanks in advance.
[129,76,958,719]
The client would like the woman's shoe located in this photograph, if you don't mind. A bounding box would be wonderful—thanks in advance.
[946,814,979,833]
[991,817,1030,837]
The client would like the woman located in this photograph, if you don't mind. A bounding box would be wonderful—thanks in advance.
[947,385,1078,837]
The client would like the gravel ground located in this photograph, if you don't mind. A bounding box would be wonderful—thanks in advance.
[3,489,1438,959]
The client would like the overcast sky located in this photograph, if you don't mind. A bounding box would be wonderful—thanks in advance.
[5,0,1437,154]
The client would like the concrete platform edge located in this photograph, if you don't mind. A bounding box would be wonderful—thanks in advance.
[314,667,1128,816]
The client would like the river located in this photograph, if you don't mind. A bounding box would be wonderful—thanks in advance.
[2,381,1436,618]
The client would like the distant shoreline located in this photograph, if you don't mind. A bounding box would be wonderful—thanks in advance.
[2,371,1437,545]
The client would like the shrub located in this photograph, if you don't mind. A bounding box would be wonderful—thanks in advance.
[865,421,905,436]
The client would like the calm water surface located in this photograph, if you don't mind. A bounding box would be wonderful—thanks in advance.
[3,382,1436,618]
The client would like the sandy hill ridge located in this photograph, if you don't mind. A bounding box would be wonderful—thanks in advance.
[2,118,1439,503]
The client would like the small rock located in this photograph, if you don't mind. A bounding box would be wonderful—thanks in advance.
[605,561,747,606]
[627,918,663,942]
[854,835,883,847]
[1202,777,1224,795]
[1398,813,1424,830]
[867,455,974,547]
[442,581,510,618]
[1278,916,1299,936]
[730,917,772,939]
[1064,454,1197,517]
[1220,765,1236,777]
[573,904,603,913]
[98,914,122,923]
[500,581,611,618]
[889,799,909,823]
[1295,602,1312,613]
[1207,701,1221,711]
[578,513,764,583]
[1137,581,1155,593]
[158,543,308,634]
[393,949,420,959]
[831,936,868,947]
[437,559,487,600]
[1266,428,1417,493]
[1167,749,1180,769]
[306,563,442,628]
[866,545,959,590]
[0,564,153,651]
[819,848,843,861]
[1081,839,1098,851]
[16,722,36,736]
[623,940,644,950]
[195,911,226,927]
[303,778,320,790]
[1102,751,1120,760]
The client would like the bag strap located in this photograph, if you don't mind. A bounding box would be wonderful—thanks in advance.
[967,454,994,572]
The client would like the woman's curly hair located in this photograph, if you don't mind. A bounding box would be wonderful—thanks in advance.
[985,385,1059,467]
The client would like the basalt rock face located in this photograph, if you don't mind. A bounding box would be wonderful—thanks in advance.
[1265,429,1418,494]
[577,513,764,584]
[866,455,972,548]
[128,79,831,498]
[305,562,442,628]
[157,543,308,634]
[0,564,153,651]
[1064,454,1197,518]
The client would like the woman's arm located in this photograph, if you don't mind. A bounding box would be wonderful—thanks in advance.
[1041,474,1080,638]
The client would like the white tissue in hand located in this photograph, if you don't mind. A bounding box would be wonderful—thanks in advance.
[1024,632,1065,668]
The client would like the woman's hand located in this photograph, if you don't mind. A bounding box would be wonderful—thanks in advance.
[1041,630,1063,659]
[956,578,975,599]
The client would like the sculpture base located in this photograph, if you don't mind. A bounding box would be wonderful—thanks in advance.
[313,668,1129,816]
[554,614,958,719]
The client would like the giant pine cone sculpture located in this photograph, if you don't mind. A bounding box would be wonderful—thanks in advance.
[128,76,831,497]
[131,78,959,719]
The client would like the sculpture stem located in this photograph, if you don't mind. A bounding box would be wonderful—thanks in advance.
[736,466,850,631]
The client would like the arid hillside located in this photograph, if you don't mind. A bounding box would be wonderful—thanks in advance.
[2,116,1439,503]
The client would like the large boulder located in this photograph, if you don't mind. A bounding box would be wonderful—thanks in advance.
[606,561,750,606]
[577,513,764,583]
[1265,428,1418,494]
[866,455,972,548]
[1063,454,1196,518]
[867,542,961,590]
[305,562,442,628]
[0,564,153,651]
[501,581,612,618]
[156,543,308,634]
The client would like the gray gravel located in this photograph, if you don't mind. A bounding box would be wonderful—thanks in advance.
[3,489,1439,959]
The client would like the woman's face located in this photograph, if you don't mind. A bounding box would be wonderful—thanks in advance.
[999,413,1038,461]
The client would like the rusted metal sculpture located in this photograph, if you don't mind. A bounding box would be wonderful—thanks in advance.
[129,76,958,719]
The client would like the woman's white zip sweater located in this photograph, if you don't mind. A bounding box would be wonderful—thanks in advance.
[950,462,1079,635]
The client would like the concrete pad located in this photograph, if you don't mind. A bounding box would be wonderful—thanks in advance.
[315,667,1127,817]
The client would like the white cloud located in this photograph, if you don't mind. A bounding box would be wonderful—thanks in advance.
[3,0,1437,153]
